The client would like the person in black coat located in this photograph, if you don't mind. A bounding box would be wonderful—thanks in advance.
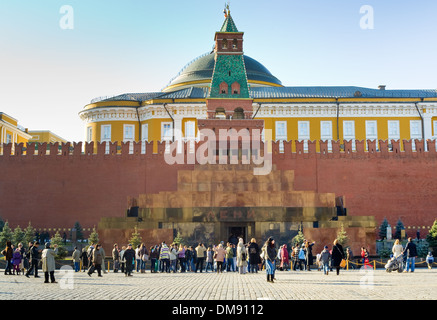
[123,244,136,276]
[403,237,418,272]
[331,239,345,275]
[248,238,260,273]
[25,242,41,278]
[305,240,315,271]
[80,248,89,272]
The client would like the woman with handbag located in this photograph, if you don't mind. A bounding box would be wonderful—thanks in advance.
[331,239,345,275]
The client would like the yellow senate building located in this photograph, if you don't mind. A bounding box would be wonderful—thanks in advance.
[0,112,32,154]
[0,112,68,155]
[79,11,437,154]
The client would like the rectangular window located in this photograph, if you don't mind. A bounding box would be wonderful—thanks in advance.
[365,120,378,151]
[101,125,111,141]
[275,121,287,153]
[141,123,148,154]
[87,127,92,142]
[185,121,196,154]
[320,121,332,151]
[365,121,378,140]
[343,120,355,151]
[123,124,135,141]
[275,121,287,140]
[6,133,12,144]
[410,120,422,151]
[410,120,421,138]
[161,122,173,141]
[162,122,173,154]
[141,124,148,141]
[388,120,400,141]
[185,121,195,139]
[101,125,111,154]
[123,124,135,154]
[298,121,310,152]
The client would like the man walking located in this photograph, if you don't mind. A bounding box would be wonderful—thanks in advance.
[123,244,136,276]
[403,237,418,273]
[72,247,81,272]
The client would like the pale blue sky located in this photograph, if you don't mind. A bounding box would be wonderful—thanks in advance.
[1,0,436,142]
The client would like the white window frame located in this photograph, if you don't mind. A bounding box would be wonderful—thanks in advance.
[298,121,310,152]
[365,120,378,150]
[6,133,12,144]
[86,127,93,142]
[275,121,287,153]
[365,120,378,140]
[101,125,112,154]
[410,120,422,151]
[388,120,400,141]
[161,122,173,141]
[161,122,173,154]
[185,121,196,154]
[123,124,135,154]
[141,123,148,142]
[343,120,355,151]
[320,121,332,151]
[141,123,148,154]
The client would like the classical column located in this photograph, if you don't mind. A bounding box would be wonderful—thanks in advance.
[423,112,433,152]
[173,116,183,154]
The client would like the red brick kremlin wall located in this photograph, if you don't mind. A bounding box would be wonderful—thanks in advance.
[0,139,436,238]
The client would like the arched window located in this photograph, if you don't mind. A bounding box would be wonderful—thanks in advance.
[231,81,240,95]
[222,40,228,49]
[233,108,244,119]
[215,108,226,119]
[219,81,228,94]
[232,39,238,49]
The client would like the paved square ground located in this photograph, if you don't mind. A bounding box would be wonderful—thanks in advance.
[0,267,435,300]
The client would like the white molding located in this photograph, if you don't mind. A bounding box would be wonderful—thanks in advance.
[252,103,430,118]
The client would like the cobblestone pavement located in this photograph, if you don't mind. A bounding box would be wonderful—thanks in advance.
[1,267,436,301]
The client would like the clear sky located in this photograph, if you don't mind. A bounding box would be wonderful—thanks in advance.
[1,0,436,143]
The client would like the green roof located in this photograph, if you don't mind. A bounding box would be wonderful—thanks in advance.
[220,13,239,33]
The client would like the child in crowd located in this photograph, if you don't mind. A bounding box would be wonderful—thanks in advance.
[320,246,331,275]
[12,248,22,275]
[426,252,434,269]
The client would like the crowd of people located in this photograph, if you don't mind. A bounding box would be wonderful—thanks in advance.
[1,240,59,283]
[80,237,352,282]
[390,237,435,272]
[2,236,434,284]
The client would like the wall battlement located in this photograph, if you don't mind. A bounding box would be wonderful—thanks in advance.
[1,139,436,162]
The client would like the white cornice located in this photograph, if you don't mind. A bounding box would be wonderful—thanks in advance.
[252,103,430,118]
[79,102,433,123]
[80,104,208,123]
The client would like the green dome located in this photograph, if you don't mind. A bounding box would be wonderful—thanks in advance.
[163,52,282,92]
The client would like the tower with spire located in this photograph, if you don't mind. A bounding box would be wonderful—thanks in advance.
[206,7,253,120]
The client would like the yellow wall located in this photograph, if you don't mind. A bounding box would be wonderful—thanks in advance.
[28,131,67,144]
[261,116,423,152]
[0,114,18,127]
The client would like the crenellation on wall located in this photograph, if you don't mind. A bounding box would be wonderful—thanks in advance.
[73,142,82,157]
[15,143,24,156]
[61,142,70,156]
[84,141,94,155]
[1,139,437,162]
[26,142,36,157]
